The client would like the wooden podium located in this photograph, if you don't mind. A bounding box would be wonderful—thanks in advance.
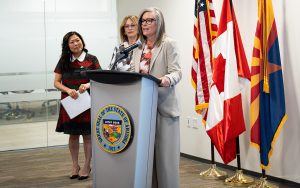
[84,70,160,188]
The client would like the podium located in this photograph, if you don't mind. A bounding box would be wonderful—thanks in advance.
[84,70,160,188]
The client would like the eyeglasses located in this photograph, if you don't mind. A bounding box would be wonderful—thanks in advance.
[140,18,156,25]
[124,24,136,29]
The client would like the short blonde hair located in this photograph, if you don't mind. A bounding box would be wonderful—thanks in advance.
[120,15,139,43]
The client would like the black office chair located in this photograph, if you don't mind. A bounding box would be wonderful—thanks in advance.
[40,99,59,115]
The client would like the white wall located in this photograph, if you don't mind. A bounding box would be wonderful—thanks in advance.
[0,0,118,93]
[0,0,118,104]
[118,0,300,183]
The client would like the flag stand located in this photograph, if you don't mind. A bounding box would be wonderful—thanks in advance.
[224,137,254,186]
[199,141,227,179]
[248,170,278,188]
[224,0,254,184]
[249,0,286,186]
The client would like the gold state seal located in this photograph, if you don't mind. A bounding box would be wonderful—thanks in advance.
[94,104,133,154]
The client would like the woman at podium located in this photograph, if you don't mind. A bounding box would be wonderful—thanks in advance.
[54,31,101,180]
[130,7,182,188]
[108,15,139,71]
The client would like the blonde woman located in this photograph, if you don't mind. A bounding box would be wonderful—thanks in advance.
[108,15,139,71]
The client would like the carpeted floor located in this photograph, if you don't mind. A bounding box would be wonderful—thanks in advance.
[0,146,293,188]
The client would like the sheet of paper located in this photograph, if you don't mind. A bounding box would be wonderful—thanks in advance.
[61,91,91,119]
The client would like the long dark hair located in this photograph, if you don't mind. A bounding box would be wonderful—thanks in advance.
[59,31,87,71]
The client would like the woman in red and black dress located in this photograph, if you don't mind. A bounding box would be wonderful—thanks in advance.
[54,31,101,180]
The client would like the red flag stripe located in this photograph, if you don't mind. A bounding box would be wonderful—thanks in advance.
[267,21,278,52]
[251,66,260,75]
[252,48,261,58]
[192,0,218,117]
[250,83,260,102]
[198,13,210,103]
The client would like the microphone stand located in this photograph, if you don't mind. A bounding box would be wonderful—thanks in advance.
[110,52,128,71]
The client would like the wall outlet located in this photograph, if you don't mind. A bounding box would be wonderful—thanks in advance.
[186,116,191,128]
[192,117,198,129]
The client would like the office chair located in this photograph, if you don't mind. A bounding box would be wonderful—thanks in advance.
[0,90,35,120]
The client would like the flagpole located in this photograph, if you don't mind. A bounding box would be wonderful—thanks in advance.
[211,141,215,164]
[236,137,241,170]
[199,141,227,179]
[223,0,254,185]
[225,137,254,186]
[193,0,227,180]
[248,169,278,188]
[262,169,266,178]
[249,1,280,187]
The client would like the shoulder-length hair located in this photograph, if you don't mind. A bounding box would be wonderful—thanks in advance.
[120,15,139,43]
[138,7,165,46]
[59,31,87,71]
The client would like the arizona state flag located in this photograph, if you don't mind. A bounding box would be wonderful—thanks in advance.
[250,0,287,169]
[206,0,250,164]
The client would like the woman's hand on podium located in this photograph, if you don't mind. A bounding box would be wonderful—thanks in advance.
[159,76,171,87]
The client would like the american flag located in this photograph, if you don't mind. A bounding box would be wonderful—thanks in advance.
[191,0,218,121]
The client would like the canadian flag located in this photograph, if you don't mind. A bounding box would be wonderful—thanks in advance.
[206,0,251,164]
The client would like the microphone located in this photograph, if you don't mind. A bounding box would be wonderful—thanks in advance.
[120,40,142,54]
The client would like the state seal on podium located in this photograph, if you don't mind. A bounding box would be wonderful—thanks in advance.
[94,104,133,154]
